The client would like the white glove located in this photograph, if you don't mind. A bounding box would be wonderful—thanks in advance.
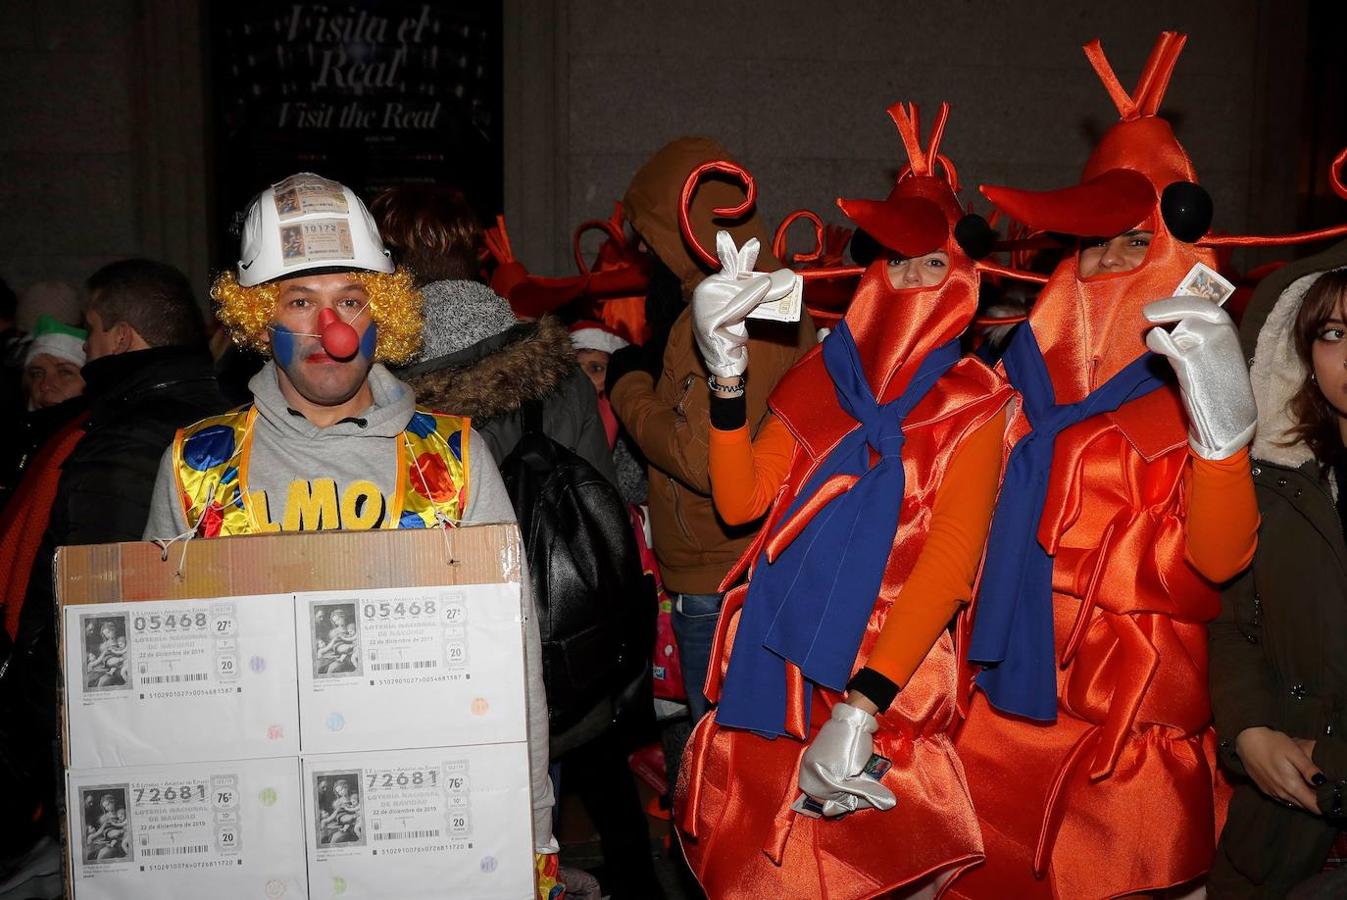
[1143,296,1257,460]
[692,230,797,378]
[797,702,897,817]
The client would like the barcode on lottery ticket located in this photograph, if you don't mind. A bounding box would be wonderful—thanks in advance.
[370,661,437,671]
[141,845,209,856]
[373,829,440,841]
[141,673,210,684]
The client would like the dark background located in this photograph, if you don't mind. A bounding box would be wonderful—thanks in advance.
[207,1,502,262]
[0,0,1343,297]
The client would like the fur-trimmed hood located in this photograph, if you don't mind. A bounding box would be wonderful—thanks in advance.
[401,315,577,421]
[1242,239,1347,470]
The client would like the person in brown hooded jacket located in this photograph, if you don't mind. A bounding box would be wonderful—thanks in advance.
[604,137,815,725]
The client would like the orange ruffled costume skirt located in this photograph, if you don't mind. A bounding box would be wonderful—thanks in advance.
[949,595,1229,900]
[676,587,982,900]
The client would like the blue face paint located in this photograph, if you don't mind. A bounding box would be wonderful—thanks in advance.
[270,323,300,369]
[358,321,378,361]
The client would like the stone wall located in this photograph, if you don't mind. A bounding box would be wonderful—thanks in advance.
[0,1,1317,303]
[507,0,1310,273]
[0,0,140,297]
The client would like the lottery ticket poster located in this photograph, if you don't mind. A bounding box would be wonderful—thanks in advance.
[67,757,306,900]
[63,595,300,768]
[294,583,527,754]
[301,744,532,900]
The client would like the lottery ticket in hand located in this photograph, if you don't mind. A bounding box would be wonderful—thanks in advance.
[1174,262,1236,307]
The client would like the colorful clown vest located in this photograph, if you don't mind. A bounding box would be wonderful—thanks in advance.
[171,405,470,537]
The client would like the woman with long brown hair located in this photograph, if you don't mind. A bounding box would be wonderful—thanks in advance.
[1209,244,1347,896]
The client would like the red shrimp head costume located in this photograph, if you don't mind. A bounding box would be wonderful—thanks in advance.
[951,32,1263,900]
[676,101,1012,900]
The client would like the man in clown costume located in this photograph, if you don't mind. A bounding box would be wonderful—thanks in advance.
[141,173,561,896]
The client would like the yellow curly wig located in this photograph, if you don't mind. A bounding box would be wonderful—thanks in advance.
[211,267,423,365]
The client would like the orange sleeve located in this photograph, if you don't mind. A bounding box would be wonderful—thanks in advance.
[708,414,795,526]
[1184,448,1259,583]
[863,408,1007,689]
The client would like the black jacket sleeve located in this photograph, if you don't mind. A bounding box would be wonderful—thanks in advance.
[1209,562,1276,775]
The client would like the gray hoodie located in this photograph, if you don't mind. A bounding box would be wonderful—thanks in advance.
[143,361,556,849]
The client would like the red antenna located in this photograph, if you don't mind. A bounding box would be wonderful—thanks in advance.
[678,160,757,269]
[772,210,827,265]
[1200,147,1347,247]
[889,101,960,189]
[1083,31,1187,121]
[572,201,626,274]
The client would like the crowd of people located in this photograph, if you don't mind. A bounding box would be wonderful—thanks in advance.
[0,27,1345,900]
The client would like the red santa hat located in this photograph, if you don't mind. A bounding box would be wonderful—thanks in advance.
[568,319,630,354]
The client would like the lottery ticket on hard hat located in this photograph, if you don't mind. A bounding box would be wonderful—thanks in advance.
[746,271,804,323]
[272,174,350,220]
[1174,262,1235,307]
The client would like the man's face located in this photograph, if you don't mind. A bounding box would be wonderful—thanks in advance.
[264,273,376,407]
[83,307,120,362]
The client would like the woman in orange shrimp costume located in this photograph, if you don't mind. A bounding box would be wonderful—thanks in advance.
[674,102,1014,900]
[949,33,1261,900]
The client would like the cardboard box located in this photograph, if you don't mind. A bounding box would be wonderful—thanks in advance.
[301,744,533,900]
[66,756,306,900]
[64,593,300,768]
[56,526,532,900]
[58,527,526,765]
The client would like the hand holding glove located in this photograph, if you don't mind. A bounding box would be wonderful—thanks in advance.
[797,701,897,817]
[1144,296,1257,460]
[692,231,797,379]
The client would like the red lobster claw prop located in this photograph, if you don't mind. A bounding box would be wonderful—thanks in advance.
[485,213,650,330]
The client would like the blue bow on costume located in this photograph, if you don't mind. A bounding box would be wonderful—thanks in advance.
[968,324,1168,721]
[716,322,960,737]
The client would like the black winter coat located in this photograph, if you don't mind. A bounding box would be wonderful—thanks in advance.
[402,316,618,485]
[1209,239,1347,898]
[49,346,230,547]
[3,345,229,838]
[1209,459,1347,897]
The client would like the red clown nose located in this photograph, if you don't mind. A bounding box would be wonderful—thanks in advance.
[317,307,360,360]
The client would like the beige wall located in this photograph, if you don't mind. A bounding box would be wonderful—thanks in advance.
[0,0,1313,303]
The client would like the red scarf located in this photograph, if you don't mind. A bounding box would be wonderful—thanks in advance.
[0,413,88,638]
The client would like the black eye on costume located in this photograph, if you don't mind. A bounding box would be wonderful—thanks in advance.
[1160,181,1213,243]
[849,229,882,268]
[954,214,995,260]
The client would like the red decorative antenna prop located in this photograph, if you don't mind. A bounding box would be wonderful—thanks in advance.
[1199,147,1347,247]
[573,202,628,274]
[679,160,758,269]
[773,210,827,265]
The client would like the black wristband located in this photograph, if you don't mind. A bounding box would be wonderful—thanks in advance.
[709,393,747,431]
[846,667,900,713]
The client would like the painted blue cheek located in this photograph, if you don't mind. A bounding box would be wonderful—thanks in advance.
[182,426,235,471]
[271,324,299,367]
[398,510,426,529]
[359,322,378,360]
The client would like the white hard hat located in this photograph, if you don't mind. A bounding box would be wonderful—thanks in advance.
[236,173,394,287]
